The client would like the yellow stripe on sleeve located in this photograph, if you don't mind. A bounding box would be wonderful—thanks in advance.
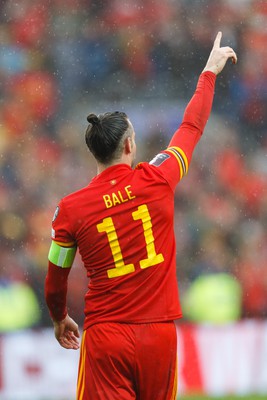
[166,148,184,178]
[174,147,189,174]
[166,146,189,178]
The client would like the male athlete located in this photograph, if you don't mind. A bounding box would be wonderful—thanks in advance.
[45,32,237,399]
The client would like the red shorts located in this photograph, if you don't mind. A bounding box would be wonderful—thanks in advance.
[76,321,177,400]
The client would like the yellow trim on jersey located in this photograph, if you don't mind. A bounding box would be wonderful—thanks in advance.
[171,354,178,399]
[167,149,184,178]
[166,146,189,178]
[77,331,86,400]
[54,240,76,248]
[174,147,189,173]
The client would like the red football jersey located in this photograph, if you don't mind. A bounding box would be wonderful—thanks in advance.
[47,71,216,328]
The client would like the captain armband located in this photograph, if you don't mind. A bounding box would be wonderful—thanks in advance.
[48,241,77,268]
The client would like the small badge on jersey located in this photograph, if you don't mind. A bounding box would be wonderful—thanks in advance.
[52,206,60,222]
[149,153,170,167]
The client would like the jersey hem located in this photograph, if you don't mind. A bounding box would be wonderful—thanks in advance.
[83,313,183,330]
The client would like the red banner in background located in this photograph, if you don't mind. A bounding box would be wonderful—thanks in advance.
[177,321,267,396]
[0,321,267,399]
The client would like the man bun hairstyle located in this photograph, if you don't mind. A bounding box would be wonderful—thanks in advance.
[85,111,130,164]
[87,114,100,125]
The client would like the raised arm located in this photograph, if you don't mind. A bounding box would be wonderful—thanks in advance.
[169,31,237,150]
[149,32,237,189]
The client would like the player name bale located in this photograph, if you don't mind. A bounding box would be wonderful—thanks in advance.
[103,185,136,208]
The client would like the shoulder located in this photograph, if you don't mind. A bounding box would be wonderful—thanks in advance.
[136,149,188,191]
[133,160,175,192]
[134,161,164,178]
[61,185,90,205]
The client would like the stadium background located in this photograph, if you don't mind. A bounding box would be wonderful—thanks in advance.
[0,0,266,399]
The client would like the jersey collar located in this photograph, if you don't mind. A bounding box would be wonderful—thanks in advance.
[91,164,132,183]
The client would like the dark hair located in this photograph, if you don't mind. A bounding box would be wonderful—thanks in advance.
[85,111,130,164]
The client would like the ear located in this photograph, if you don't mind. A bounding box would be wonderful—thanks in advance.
[124,136,132,154]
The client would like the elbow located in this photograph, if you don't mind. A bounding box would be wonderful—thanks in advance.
[180,120,204,134]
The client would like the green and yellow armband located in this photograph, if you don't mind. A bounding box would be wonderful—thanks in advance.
[48,241,77,268]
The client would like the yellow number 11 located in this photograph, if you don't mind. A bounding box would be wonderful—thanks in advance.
[97,204,164,278]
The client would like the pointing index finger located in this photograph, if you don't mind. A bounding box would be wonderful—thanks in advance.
[213,31,222,49]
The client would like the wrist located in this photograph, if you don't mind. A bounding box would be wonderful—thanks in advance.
[51,311,68,324]
[202,66,219,75]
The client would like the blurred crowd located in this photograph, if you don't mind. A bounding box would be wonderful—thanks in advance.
[0,0,266,329]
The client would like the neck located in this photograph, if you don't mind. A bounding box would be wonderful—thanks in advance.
[97,157,132,174]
